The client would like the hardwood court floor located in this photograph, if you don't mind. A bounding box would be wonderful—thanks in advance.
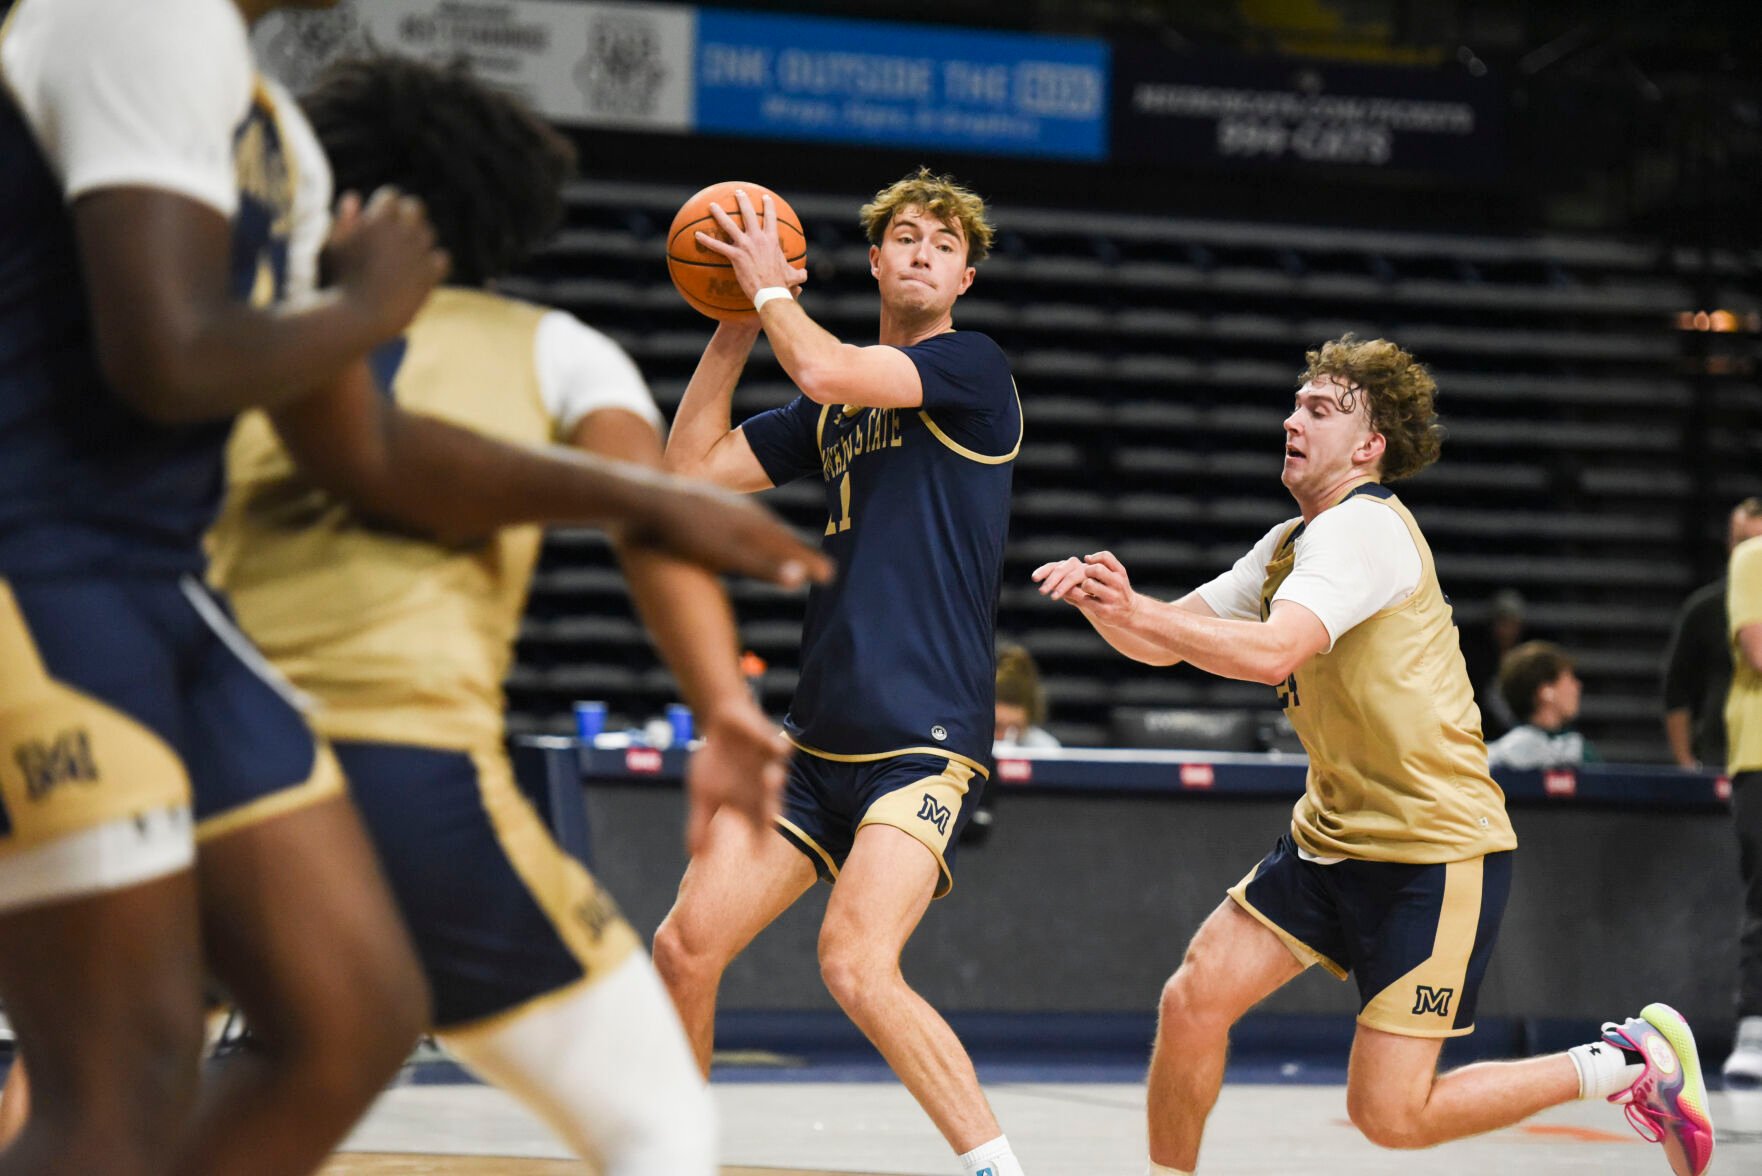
[330,1079,1762,1175]
[322,1161,885,1175]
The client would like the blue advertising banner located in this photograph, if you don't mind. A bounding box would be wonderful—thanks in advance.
[693,9,1109,161]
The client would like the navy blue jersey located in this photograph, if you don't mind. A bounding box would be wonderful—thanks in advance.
[743,331,1019,774]
[0,39,300,576]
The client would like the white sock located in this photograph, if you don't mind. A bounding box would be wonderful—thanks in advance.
[1567,1037,1646,1100]
[1148,1164,1194,1176]
[958,1134,1025,1176]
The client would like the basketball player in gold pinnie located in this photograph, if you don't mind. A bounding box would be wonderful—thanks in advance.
[1036,336,1714,1176]
[206,55,800,1172]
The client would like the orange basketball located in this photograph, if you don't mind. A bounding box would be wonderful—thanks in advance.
[666,181,807,322]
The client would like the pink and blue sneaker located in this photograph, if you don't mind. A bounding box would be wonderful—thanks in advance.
[1602,1002,1715,1175]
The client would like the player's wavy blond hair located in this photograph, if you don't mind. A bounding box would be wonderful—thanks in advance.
[859,167,994,264]
[1301,335,1443,483]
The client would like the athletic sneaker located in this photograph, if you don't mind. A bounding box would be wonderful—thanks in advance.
[1723,1015,1762,1088]
[1603,1003,1715,1176]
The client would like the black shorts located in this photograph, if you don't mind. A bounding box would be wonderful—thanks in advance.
[0,574,338,852]
[335,740,639,1031]
[777,750,984,898]
[1228,833,1514,1038]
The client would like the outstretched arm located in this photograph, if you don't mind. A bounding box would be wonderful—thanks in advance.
[269,361,831,588]
[573,408,787,850]
[697,190,923,410]
[1035,551,1331,684]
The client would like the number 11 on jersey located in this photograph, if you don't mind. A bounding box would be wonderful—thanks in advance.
[825,472,853,536]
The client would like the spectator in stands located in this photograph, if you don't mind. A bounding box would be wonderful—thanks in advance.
[1662,498,1762,770]
[995,643,1060,749]
[1722,505,1762,1085]
[1460,588,1526,739]
[1486,642,1601,770]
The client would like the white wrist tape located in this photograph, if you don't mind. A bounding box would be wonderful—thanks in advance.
[752,286,792,312]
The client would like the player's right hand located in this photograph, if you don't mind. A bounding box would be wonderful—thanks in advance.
[324,186,451,339]
[683,698,789,854]
[630,478,833,589]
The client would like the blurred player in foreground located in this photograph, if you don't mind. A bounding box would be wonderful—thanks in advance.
[653,171,1029,1176]
[211,54,793,1171]
[0,2,823,1173]
[1037,336,1713,1176]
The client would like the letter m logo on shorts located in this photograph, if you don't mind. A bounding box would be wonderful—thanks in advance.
[1412,985,1455,1018]
[916,794,952,835]
[14,728,98,801]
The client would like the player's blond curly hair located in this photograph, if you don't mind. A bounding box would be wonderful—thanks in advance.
[1301,335,1443,483]
[859,167,994,264]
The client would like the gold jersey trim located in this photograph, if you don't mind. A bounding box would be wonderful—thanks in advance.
[915,376,1023,465]
[814,402,833,449]
[785,736,991,780]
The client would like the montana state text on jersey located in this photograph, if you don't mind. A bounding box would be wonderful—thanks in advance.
[743,330,1020,776]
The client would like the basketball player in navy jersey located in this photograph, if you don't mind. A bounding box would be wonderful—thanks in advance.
[654,171,1030,1176]
[0,3,822,1173]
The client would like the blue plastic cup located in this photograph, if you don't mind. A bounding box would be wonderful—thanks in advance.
[666,703,694,747]
[573,700,608,742]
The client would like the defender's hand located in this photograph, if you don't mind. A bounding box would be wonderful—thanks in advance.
[324,186,450,339]
[628,478,833,589]
[1032,555,1091,603]
[683,699,789,854]
[1072,550,1140,625]
[694,190,797,303]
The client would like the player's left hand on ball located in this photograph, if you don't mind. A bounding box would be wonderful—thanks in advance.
[684,699,788,854]
[696,190,794,301]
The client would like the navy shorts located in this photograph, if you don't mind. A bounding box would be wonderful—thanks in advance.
[777,751,984,899]
[335,740,639,1031]
[0,575,338,851]
[1228,834,1514,1038]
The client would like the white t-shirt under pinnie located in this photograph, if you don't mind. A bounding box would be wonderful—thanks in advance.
[1196,495,1422,652]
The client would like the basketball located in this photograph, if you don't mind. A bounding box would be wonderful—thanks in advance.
[666,181,807,322]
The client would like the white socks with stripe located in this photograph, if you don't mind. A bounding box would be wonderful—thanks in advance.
[1147,1164,1194,1176]
[1567,1037,1646,1100]
[958,1135,1024,1176]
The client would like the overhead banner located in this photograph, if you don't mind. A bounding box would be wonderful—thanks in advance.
[1113,47,1503,178]
[251,0,696,132]
[253,1,1108,160]
[691,10,1108,160]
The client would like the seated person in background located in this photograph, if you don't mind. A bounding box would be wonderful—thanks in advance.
[1487,641,1601,769]
[994,643,1060,749]
[1460,588,1526,739]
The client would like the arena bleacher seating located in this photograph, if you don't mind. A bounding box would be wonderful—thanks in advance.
[503,180,1762,763]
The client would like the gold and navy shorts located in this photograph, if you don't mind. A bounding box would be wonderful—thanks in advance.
[1228,834,1514,1038]
[0,575,340,914]
[777,751,981,899]
[333,739,639,1032]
